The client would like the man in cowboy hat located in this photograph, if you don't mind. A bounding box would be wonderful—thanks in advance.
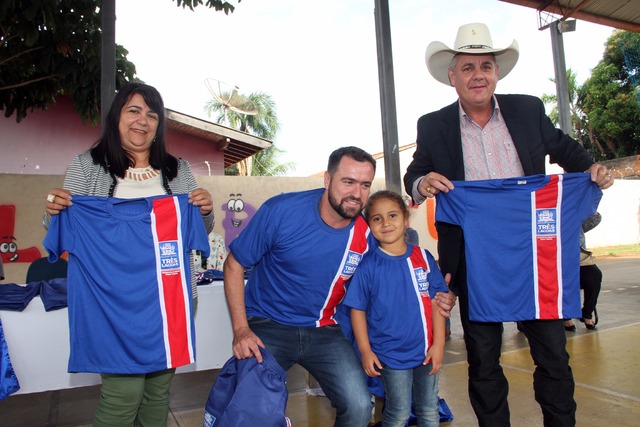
[404,23,614,427]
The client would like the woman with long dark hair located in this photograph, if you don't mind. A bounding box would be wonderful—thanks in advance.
[44,82,214,426]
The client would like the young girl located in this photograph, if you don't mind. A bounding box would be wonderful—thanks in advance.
[343,190,448,427]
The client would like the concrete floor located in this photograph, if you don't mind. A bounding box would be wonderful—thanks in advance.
[0,256,638,426]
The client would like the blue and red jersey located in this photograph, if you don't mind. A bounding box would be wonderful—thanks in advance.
[435,173,602,322]
[44,195,209,373]
[229,188,376,327]
[343,245,448,369]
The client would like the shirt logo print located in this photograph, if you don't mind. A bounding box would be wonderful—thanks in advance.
[340,251,363,279]
[414,267,430,295]
[536,208,557,238]
[159,241,180,270]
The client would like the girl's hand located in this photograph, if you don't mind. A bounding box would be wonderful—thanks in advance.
[361,351,383,377]
[425,344,444,375]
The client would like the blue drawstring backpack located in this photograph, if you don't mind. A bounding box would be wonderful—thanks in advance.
[203,347,291,427]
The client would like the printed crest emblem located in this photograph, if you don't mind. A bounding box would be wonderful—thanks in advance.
[159,241,180,270]
[340,250,363,279]
[414,267,430,294]
[536,208,557,237]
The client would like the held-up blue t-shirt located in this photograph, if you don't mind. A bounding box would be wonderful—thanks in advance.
[229,188,377,327]
[435,173,602,322]
[44,195,210,373]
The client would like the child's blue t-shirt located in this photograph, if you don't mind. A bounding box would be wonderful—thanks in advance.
[343,244,448,369]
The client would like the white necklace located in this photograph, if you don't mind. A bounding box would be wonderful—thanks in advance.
[125,166,159,181]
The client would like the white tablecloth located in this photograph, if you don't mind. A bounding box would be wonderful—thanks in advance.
[0,282,233,394]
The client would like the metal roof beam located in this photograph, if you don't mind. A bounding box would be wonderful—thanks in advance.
[499,0,640,32]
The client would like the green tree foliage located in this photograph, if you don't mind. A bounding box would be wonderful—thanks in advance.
[205,91,295,176]
[0,0,240,124]
[541,68,607,158]
[0,1,135,123]
[578,30,640,159]
[250,145,296,176]
[542,69,583,140]
[175,0,241,14]
[205,91,280,138]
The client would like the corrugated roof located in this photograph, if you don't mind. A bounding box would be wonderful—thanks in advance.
[499,0,640,32]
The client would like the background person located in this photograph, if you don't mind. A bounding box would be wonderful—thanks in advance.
[43,82,214,426]
[403,23,613,427]
[564,212,602,331]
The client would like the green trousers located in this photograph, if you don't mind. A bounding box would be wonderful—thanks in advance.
[93,369,175,427]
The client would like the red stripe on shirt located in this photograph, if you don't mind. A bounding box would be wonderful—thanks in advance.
[535,175,562,319]
[152,197,191,367]
[318,216,370,327]
[408,247,433,352]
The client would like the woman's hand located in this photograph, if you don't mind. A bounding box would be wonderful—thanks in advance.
[189,188,213,215]
[45,189,72,215]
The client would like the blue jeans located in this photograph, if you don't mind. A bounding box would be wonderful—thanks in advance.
[248,317,373,427]
[380,363,440,427]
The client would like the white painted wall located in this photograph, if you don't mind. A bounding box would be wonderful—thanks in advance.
[583,179,640,248]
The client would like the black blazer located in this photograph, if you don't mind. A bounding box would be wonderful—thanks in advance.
[403,94,594,293]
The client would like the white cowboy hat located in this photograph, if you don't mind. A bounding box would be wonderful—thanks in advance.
[425,23,519,85]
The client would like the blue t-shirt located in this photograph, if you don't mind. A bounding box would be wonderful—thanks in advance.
[229,188,377,327]
[44,195,210,373]
[435,173,602,322]
[1,320,20,400]
[343,245,448,369]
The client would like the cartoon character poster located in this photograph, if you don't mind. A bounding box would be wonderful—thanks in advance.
[0,205,42,264]
[221,194,257,251]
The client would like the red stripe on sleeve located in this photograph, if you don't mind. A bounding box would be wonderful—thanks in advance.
[318,216,370,327]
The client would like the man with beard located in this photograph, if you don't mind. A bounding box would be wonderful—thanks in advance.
[223,146,376,426]
[224,146,455,426]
